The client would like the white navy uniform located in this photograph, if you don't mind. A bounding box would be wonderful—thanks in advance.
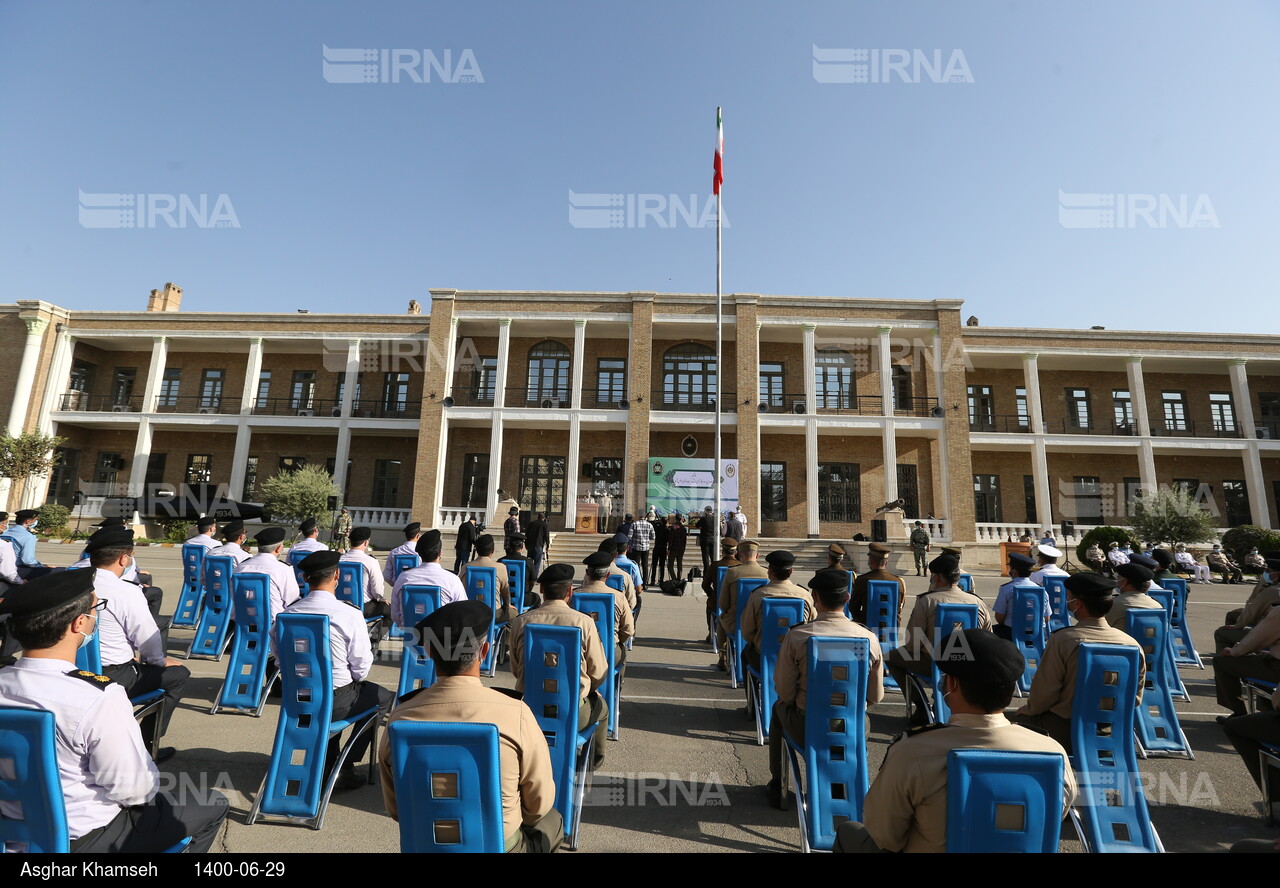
[383,540,421,582]
[1029,564,1069,588]
[208,540,250,565]
[339,548,386,604]
[186,533,220,552]
[72,551,142,584]
[291,537,327,555]
[94,569,165,668]
[236,552,301,622]
[0,657,156,839]
[0,537,23,585]
[391,562,467,626]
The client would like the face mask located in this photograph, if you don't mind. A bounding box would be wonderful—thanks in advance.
[77,613,97,649]
[30,520,37,529]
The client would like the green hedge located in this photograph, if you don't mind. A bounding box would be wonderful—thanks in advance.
[1220,525,1280,557]
[1075,526,1142,566]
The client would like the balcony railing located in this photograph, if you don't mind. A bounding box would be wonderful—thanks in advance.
[251,398,420,419]
[1054,419,1139,436]
[758,393,811,415]
[1256,420,1280,440]
[505,387,574,409]
[581,388,628,409]
[815,394,884,416]
[649,390,738,413]
[969,414,1031,433]
[153,396,241,415]
[893,396,940,418]
[1152,419,1243,439]
[57,393,142,413]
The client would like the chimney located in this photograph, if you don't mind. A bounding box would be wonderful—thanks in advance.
[147,282,183,312]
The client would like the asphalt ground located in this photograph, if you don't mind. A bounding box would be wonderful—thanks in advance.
[33,543,1279,853]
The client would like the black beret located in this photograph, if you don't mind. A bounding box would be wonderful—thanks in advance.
[222,520,245,538]
[510,532,526,543]
[84,527,134,551]
[1115,562,1154,584]
[403,522,422,537]
[92,517,127,529]
[253,526,286,547]
[936,629,1025,685]
[583,551,613,570]
[1128,553,1159,570]
[416,530,442,558]
[597,539,619,555]
[298,550,340,573]
[0,568,95,617]
[509,506,519,515]
[348,526,372,545]
[299,517,318,534]
[538,563,575,585]
[418,600,493,660]
[765,550,795,568]
[1265,558,1280,572]
[1007,552,1036,569]
[14,510,38,523]
[810,568,852,596]
[196,515,217,531]
[476,533,495,549]
[1150,549,1175,568]
[1064,572,1117,600]
[929,553,959,574]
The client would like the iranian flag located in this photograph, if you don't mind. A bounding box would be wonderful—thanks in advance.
[713,107,723,195]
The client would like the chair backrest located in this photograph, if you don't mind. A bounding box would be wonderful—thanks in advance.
[336,561,366,610]
[522,623,585,833]
[181,544,207,587]
[287,548,310,596]
[604,573,626,594]
[1146,586,1172,615]
[393,553,421,580]
[190,554,237,657]
[499,558,527,611]
[758,598,805,663]
[931,603,981,723]
[398,585,443,696]
[734,577,769,631]
[260,613,335,819]
[1043,576,1070,632]
[957,573,974,593]
[1160,577,1188,623]
[0,707,69,852]
[716,565,729,598]
[1071,643,1160,852]
[465,566,498,608]
[572,592,616,652]
[945,749,1064,853]
[387,721,505,853]
[219,572,274,710]
[1124,607,1167,681]
[801,636,871,850]
[865,579,901,647]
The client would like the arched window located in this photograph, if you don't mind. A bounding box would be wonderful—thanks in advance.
[815,349,855,409]
[526,340,571,405]
[663,343,717,409]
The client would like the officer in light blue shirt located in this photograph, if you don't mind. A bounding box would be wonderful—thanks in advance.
[0,509,54,580]
[993,552,1050,641]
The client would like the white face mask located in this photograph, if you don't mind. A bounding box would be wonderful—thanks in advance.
[77,612,97,649]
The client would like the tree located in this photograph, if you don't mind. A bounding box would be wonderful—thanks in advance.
[259,465,341,529]
[1075,526,1143,566]
[0,432,65,509]
[1128,486,1219,549]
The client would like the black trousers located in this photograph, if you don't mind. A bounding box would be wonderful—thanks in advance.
[652,547,667,585]
[667,550,684,582]
[103,660,190,741]
[633,550,650,585]
[17,565,55,580]
[1222,709,1280,800]
[71,791,229,854]
[329,680,394,765]
[142,584,163,623]
[1216,653,1280,717]
[363,601,391,644]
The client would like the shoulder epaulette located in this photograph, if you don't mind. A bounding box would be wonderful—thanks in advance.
[396,688,429,706]
[1051,625,1069,634]
[907,722,950,737]
[66,669,114,689]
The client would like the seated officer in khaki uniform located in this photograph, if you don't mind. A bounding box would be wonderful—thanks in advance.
[1014,572,1144,752]
[703,537,741,642]
[834,629,1076,853]
[1215,599,1280,720]
[578,551,635,669]
[1106,562,1164,629]
[886,553,993,726]
[596,540,637,609]
[717,541,767,665]
[507,563,608,768]
[1216,558,1280,651]
[850,542,907,626]
[380,600,562,853]
[810,543,854,587]
[459,533,513,623]
[766,568,883,809]
[740,550,816,672]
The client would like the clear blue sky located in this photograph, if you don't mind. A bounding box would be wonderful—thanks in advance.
[2,1,1277,332]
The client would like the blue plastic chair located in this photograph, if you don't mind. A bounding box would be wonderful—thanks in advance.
[248,613,379,830]
[1068,643,1164,853]
[337,561,385,643]
[464,566,501,677]
[1245,677,1278,714]
[1124,609,1193,759]
[74,625,167,757]
[1010,584,1048,693]
[957,573,974,593]
[173,543,208,628]
[522,623,598,851]
[500,558,529,615]
[865,579,901,690]
[1146,588,1189,701]
[392,553,421,581]
[708,565,730,652]
[746,597,806,746]
[1044,575,1070,633]
[728,577,769,688]
[211,573,279,717]
[386,721,505,852]
[1158,577,1201,668]
[0,707,191,853]
[945,749,1065,853]
[603,573,634,650]
[287,548,311,597]
[187,555,236,661]
[397,585,443,698]
[573,592,622,740]
[781,636,871,853]
[908,603,980,725]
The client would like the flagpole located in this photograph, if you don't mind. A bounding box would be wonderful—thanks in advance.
[714,106,723,558]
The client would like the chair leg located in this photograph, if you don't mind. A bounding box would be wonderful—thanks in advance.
[255,668,281,718]
[728,648,739,691]
[567,740,595,851]
[313,715,378,831]
[1262,751,1277,827]
[751,679,765,746]
[785,743,809,853]
[1069,806,1091,853]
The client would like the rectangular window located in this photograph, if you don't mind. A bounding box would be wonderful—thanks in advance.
[1223,480,1251,527]
[1065,388,1091,430]
[1112,389,1133,432]
[1023,475,1037,524]
[256,371,272,406]
[892,365,913,411]
[243,456,259,501]
[324,458,353,501]
[1162,391,1188,432]
[897,464,920,518]
[818,463,860,522]
[93,452,121,493]
[47,448,81,506]
[1210,392,1237,434]
[185,454,212,485]
[470,356,497,404]
[973,474,1002,523]
[1260,393,1280,439]
[290,371,316,410]
[145,453,167,491]
[967,385,994,431]
[761,462,787,522]
[518,455,566,516]
[1121,477,1142,519]
[279,456,305,473]
[1072,476,1103,523]
[199,369,225,410]
[373,459,401,508]
[111,368,137,407]
[596,359,627,406]
[461,453,490,508]
[69,360,95,393]
[1015,387,1029,429]
[157,369,181,408]
[382,372,410,415]
[759,362,784,409]
[336,371,363,411]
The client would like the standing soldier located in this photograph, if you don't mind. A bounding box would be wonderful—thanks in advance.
[909,521,931,577]
[333,508,352,552]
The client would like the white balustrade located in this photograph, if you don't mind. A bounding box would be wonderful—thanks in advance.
[346,507,412,529]
[903,517,950,543]
[438,506,486,530]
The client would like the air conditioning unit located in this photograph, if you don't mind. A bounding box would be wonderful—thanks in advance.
[792,401,806,414]
[331,407,343,418]
[110,404,132,413]
[198,407,216,415]
[541,398,564,409]
[1257,425,1272,439]
[296,408,314,417]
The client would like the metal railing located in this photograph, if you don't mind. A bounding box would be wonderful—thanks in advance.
[152,396,241,415]
[505,387,574,409]
[250,398,420,419]
[57,393,142,413]
[758,392,811,415]
[1054,419,1139,436]
[1152,419,1242,439]
[969,414,1031,433]
[649,390,738,413]
[893,396,940,418]
[815,394,884,416]
[1256,420,1280,440]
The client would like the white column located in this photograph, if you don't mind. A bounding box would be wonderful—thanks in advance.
[1138,438,1158,503]
[565,413,582,530]
[333,426,352,502]
[138,336,168,414]
[752,321,763,533]
[1022,352,1044,433]
[932,329,952,524]
[443,318,459,394]
[1031,440,1052,531]
[127,418,153,499]
[7,317,47,434]
[228,422,253,500]
[878,326,898,504]
[1230,360,1270,526]
[340,339,360,416]
[494,319,512,409]
[877,326,894,412]
[801,324,816,413]
[571,319,586,409]
[240,338,264,415]
[37,329,74,433]
[1126,357,1150,437]
[485,413,505,524]
[805,419,819,538]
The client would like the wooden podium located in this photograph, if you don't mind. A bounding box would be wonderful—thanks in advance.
[576,513,598,534]
[999,541,1034,577]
